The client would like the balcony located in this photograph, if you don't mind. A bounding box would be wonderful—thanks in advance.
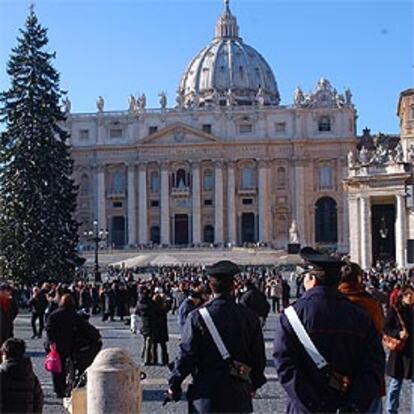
[106,189,126,199]
[237,186,257,195]
[171,186,190,197]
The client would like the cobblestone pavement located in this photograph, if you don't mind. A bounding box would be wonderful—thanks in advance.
[15,310,411,413]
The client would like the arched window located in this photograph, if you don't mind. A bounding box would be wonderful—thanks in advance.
[112,171,125,193]
[150,172,160,193]
[319,165,333,189]
[203,225,214,243]
[241,167,254,189]
[315,197,337,243]
[203,170,213,191]
[176,168,187,188]
[79,173,90,195]
[276,167,286,188]
[318,116,331,132]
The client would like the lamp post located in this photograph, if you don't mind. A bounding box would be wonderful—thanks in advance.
[84,220,108,282]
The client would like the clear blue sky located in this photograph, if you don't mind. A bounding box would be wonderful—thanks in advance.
[1,0,413,134]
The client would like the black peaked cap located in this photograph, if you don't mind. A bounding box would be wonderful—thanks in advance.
[300,247,344,272]
[205,260,240,279]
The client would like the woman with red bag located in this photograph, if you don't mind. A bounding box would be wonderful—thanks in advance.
[46,293,101,398]
[384,285,414,414]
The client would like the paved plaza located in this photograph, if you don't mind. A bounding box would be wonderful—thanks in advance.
[14,308,412,414]
[81,248,297,268]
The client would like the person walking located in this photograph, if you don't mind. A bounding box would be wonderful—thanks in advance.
[101,284,116,322]
[384,285,414,414]
[46,293,99,398]
[168,260,267,413]
[136,287,156,365]
[268,277,282,313]
[273,247,385,413]
[177,290,203,337]
[28,287,48,339]
[0,338,43,413]
[152,292,170,366]
[239,279,270,326]
[339,261,385,413]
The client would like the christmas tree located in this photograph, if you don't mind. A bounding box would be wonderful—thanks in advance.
[0,6,80,283]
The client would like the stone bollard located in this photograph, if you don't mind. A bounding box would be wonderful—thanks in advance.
[87,348,142,414]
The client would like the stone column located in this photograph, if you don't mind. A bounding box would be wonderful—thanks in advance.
[348,195,359,263]
[138,163,148,244]
[227,161,237,244]
[360,196,371,269]
[214,161,224,244]
[258,160,269,242]
[395,194,407,268]
[160,162,170,245]
[96,164,107,231]
[294,161,306,244]
[192,162,201,245]
[127,163,137,246]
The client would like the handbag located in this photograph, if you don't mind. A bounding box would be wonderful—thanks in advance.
[382,308,407,352]
[44,343,63,373]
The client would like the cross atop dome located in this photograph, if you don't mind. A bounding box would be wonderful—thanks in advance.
[215,0,239,38]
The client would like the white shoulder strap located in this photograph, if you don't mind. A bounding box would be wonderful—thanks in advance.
[199,307,230,360]
[284,305,328,369]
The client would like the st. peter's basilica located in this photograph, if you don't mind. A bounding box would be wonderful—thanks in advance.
[66,0,414,269]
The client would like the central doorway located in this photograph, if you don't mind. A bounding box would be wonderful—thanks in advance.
[111,216,126,248]
[241,213,255,243]
[371,204,396,265]
[174,214,189,245]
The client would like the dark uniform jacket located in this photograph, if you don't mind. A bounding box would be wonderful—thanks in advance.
[169,294,266,414]
[384,305,413,380]
[273,286,385,413]
[239,286,270,319]
[0,357,43,413]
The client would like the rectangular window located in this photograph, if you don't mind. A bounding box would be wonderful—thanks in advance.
[204,199,213,206]
[242,198,253,205]
[149,126,158,135]
[275,122,286,133]
[150,200,159,208]
[239,124,253,134]
[79,129,89,140]
[202,124,212,134]
[320,166,333,189]
[109,128,123,138]
[113,201,123,208]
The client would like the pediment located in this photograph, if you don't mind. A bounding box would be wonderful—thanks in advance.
[141,122,219,145]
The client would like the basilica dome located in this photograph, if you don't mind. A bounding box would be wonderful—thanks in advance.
[178,0,280,108]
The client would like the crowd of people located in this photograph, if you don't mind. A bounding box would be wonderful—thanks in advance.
[0,254,413,413]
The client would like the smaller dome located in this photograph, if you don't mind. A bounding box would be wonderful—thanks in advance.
[178,1,280,108]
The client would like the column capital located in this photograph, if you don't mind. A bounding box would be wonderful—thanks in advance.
[214,159,224,169]
[94,163,106,173]
[191,161,201,170]
[227,160,237,169]
[258,159,271,169]
[138,162,147,172]
[160,161,169,171]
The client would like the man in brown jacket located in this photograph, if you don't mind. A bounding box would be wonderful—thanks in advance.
[339,261,385,413]
[339,262,384,333]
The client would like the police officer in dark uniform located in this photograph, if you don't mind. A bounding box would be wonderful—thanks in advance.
[273,247,385,413]
[167,260,266,413]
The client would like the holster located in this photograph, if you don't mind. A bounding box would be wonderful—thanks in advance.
[322,365,351,394]
[228,359,252,382]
